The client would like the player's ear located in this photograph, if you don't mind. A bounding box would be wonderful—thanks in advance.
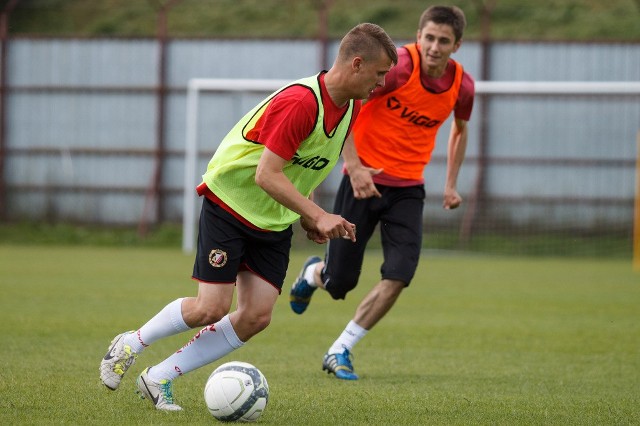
[352,56,363,73]
[452,38,462,53]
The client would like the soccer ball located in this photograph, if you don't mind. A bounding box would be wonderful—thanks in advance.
[204,361,269,422]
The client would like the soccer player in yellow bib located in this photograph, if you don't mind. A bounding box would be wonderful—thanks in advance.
[99,23,397,411]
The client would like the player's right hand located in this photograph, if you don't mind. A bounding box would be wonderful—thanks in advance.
[305,230,329,244]
[305,212,356,243]
[348,166,383,199]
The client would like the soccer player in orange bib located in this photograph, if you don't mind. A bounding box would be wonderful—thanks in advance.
[290,5,475,380]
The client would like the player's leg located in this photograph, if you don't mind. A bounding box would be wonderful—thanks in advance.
[229,270,280,341]
[318,184,386,380]
[134,197,249,410]
[290,175,379,313]
[319,236,374,380]
[137,220,290,409]
[230,222,290,340]
[321,279,405,379]
[324,185,424,380]
[146,223,288,389]
[353,279,406,329]
[355,184,424,329]
[99,297,196,391]
[100,197,239,391]
[136,281,237,411]
[289,254,324,314]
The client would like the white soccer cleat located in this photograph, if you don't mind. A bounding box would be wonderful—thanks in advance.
[100,331,138,390]
[136,367,183,411]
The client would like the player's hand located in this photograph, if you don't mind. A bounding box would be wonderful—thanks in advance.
[348,166,383,199]
[305,230,329,244]
[302,212,356,243]
[300,218,328,244]
[443,187,462,210]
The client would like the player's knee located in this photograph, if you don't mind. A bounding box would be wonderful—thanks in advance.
[382,257,418,287]
[248,313,271,333]
[234,310,272,339]
[324,273,359,300]
[380,279,408,300]
[191,304,229,326]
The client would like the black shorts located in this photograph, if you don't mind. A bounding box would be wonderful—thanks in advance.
[192,197,293,292]
[322,175,425,300]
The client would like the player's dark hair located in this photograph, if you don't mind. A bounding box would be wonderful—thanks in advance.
[418,6,467,42]
[338,23,398,65]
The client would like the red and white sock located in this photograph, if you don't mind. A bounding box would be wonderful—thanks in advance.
[124,298,190,353]
[148,314,244,382]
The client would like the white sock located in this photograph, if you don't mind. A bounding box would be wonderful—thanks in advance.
[124,298,190,353]
[303,263,318,287]
[328,320,368,354]
[147,314,244,382]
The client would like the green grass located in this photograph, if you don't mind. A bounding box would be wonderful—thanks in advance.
[10,0,640,41]
[0,245,638,424]
[0,221,632,259]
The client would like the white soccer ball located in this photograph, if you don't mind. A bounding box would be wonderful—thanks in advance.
[204,361,269,422]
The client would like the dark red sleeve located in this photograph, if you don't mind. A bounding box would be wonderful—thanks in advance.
[347,101,362,136]
[454,71,475,122]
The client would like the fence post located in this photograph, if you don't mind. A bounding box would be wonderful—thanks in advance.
[138,0,182,236]
[0,0,20,220]
[634,130,640,271]
[460,0,495,245]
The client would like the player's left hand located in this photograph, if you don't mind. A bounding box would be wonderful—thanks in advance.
[443,188,462,210]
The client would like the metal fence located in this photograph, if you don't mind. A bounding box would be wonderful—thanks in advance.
[1,37,639,251]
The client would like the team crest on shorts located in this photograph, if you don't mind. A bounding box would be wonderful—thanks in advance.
[208,249,228,268]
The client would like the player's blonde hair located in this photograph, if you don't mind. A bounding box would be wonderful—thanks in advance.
[337,23,398,65]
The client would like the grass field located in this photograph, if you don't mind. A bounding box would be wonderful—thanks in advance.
[0,245,638,425]
[10,0,640,41]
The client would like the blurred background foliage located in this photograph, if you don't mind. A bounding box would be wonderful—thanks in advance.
[7,0,640,41]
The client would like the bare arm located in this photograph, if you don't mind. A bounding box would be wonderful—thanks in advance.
[443,118,468,210]
[342,132,383,199]
[255,148,356,242]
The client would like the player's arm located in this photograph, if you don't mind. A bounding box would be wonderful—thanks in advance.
[443,117,468,210]
[342,50,405,200]
[255,147,356,242]
[342,119,383,199]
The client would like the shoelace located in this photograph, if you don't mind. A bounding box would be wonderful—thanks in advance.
[115,348,137,375]
[124,347,138,365]
[337,351,355,371]
[160,381,175,404]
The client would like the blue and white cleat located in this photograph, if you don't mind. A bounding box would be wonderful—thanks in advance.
[289,255,321,314]
[322,349,359,380]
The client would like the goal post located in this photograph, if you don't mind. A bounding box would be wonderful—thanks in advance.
[182,79,640,254]
[182,78,290,253]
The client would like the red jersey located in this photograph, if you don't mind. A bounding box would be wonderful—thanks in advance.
[246,72,362,160]
[198,72,362,228]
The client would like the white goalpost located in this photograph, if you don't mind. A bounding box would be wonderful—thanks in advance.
[182,78,290,253]
[182,79,640,253]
